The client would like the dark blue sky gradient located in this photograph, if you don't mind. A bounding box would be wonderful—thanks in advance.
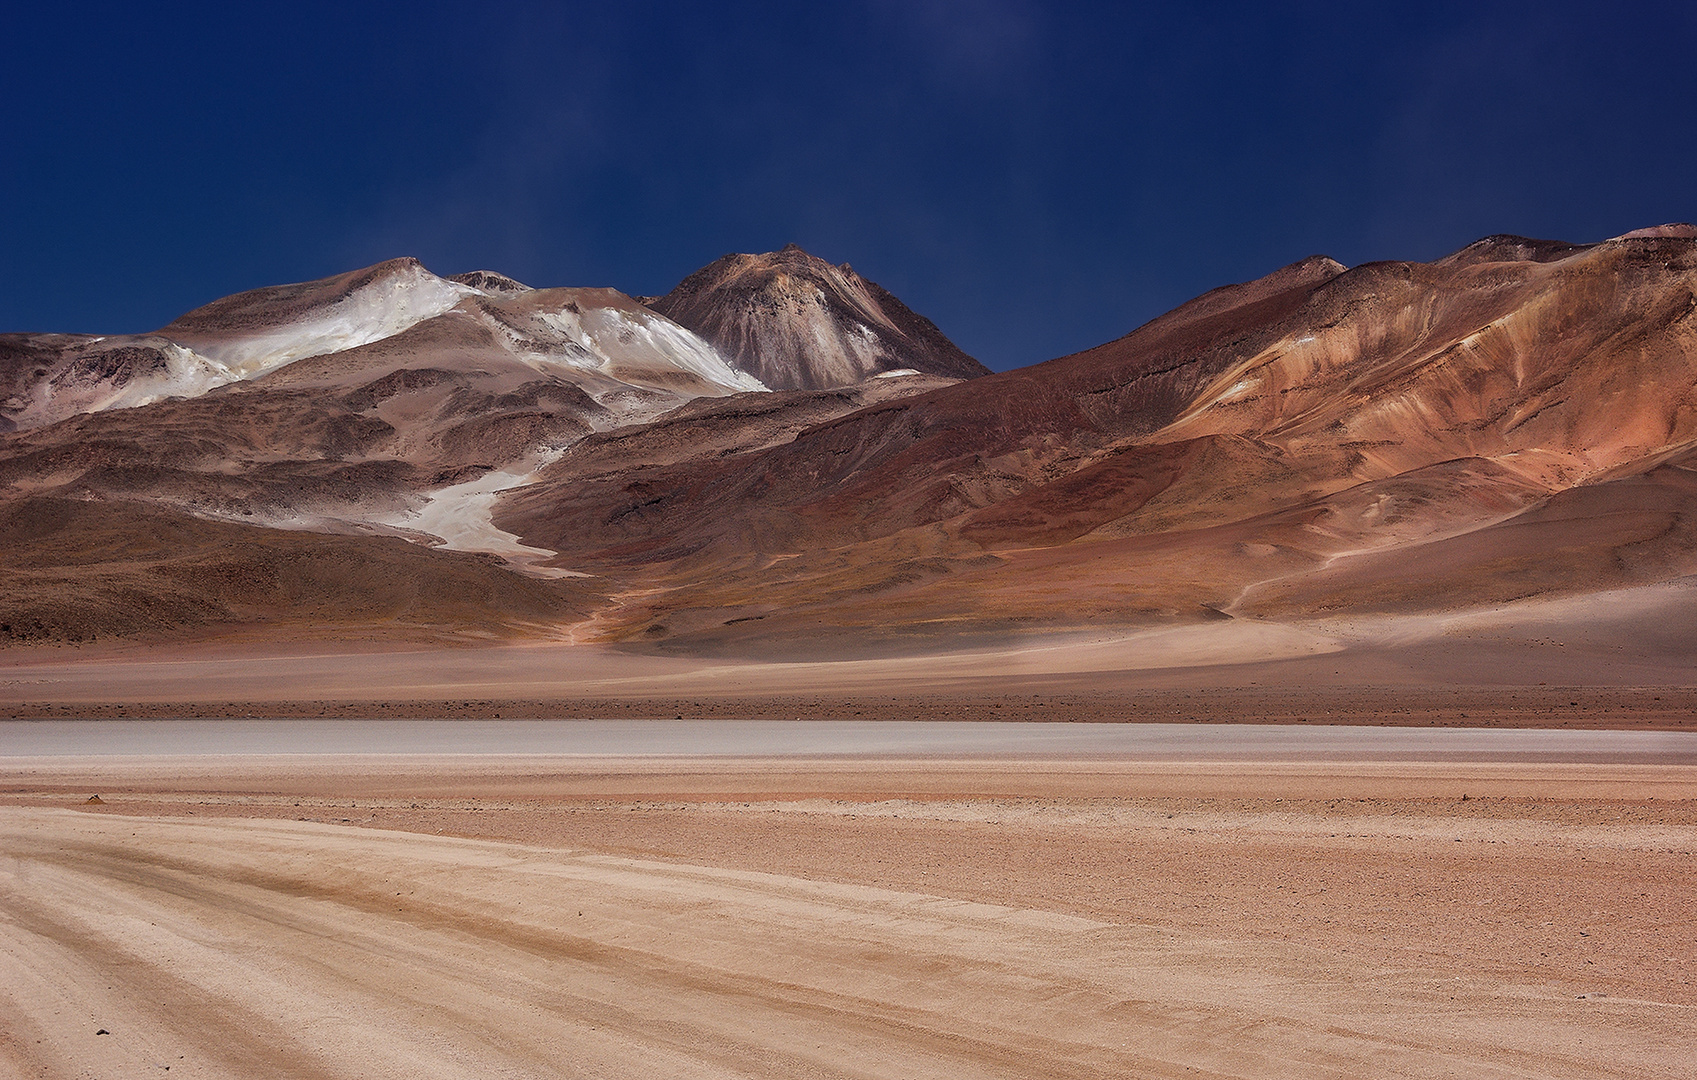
[3,2,1694,370]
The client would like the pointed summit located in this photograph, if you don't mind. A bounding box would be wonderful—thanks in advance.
[645,246,989,390]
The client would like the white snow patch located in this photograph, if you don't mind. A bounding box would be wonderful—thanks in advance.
[10,266,482,429]
[527,302,768,394]
[68,342,239,414]
[185,263,477,380]
[874,368,921,379]
[377,465,587,578]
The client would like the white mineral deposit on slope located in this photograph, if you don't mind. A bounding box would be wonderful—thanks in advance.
[375,464,584,577]
[21,266,490,431]
[532,301,768,393]
[53,341,236,414]
[184,263,479,378]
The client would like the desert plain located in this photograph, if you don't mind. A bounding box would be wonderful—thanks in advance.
[3,611,1695,1080]
[6,231,1697,1076]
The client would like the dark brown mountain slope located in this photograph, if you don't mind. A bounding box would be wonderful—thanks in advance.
[645,245,990,390]
[0,497,602,645]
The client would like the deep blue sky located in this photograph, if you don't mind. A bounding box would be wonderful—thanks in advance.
[3,2,1694,370]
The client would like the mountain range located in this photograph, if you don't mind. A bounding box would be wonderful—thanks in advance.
[3,228,1695,652]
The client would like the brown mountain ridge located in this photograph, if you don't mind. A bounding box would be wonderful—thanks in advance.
[3,231,1696,650]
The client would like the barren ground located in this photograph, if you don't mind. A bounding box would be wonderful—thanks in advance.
[1,751,1693,1079]
[4,591,1697,729]
[2,606,1694,1078]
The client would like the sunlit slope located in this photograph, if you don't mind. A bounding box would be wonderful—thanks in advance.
[646,244,990,390]
[0,252,978,643]
[496,228,1697,646]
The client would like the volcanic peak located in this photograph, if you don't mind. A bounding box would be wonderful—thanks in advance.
[159,258,480,380]
[645,244,989,391]
[162,258,454,336]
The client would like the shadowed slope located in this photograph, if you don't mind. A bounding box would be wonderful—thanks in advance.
[0,497,602,645]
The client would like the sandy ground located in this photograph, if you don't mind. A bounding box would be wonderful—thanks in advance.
[2,753,1694,1079]
[4,602,1697,728]
[4,719,1694,759]
[1,599,1694,1077]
